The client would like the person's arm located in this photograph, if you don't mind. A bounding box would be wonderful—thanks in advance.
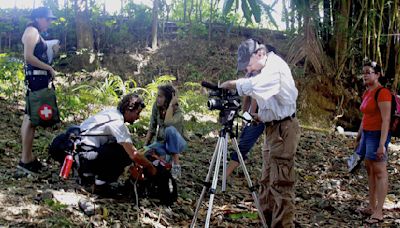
[145,104,158,145]
[356,125,363,143]
[120,142,156,176]
[242,96,251,113]
[221,70,280,103]
[220,80,237,89]
[249,99,258,113]
[165,93,179,123]
[22,27,56,78]
[377,101,391,160]
[164,107,183,128]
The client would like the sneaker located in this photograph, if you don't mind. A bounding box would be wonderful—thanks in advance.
[171,164,181,180]
[17,159,43,175]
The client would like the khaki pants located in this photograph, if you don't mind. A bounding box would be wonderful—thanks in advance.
[259,118,300,228]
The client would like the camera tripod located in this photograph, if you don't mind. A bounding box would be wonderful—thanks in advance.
[190,119,267,228]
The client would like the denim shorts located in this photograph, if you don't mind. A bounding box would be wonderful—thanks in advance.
[357,130,390,161]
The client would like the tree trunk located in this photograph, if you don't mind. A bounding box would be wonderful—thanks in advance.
[75,0,94,50]
[183,0,187,22]
[282,0,289,31]
[290,0,295,31]
[322,0,331,44]
[393,0,400,91]
[63,0,68,51]
[375,0,384,66]
[371,0,377,61]
[296,4,302,30]
[189,0,194,23]
[199,0,203,22]
[385,0,396,74]
[362,0,368,58]
[188,0,194,38]
[195,0,199,21]
[151,0,159,49]
[334,0,350,69]
[208,0,213,41]
[120,0,127,15]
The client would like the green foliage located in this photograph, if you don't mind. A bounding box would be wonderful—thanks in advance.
[179,82,208,114]
[0,54,25,102]
[57,73,146,120]
[241,0,252,23]
[222,0,262,25]
[44,199,68,211]
[258,0,279,29]
[248,0,261,23]
[223,0,235,16]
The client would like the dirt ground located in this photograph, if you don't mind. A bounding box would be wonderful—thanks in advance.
[0,97,399,227]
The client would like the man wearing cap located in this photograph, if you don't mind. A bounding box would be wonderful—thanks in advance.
[220,39,300,227]
[18,7,59,174]
[73,93,157,196]
[226,41,266,178]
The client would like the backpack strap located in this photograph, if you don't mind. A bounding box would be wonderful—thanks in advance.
[374,87,396,118]
[80,119,117,136]
[374,87,385,104]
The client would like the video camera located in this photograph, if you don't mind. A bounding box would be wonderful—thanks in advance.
[201,81,241,127]
[201,81,241,111]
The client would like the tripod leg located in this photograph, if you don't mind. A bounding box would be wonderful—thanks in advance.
[205,136,226,228]
[222,134,228,192]
[232,138,268,228]
[190,137,223,228]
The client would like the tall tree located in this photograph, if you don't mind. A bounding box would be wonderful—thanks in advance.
[183,0,187,22]
[75,0,94,50]
[152,0,159,49]
[322,0,331,45]
[334,0,351,77]
[208,0,213,41]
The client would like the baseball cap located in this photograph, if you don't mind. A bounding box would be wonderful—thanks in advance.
[237,39,267,71]
[30,7,57,20]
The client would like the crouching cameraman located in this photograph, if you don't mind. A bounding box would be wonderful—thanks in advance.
[76,94,156,196]
[220,39,301,228]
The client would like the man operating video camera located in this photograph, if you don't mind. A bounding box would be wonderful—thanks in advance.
[220,39,301,228]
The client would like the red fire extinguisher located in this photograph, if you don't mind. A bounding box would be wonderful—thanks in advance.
[60,154,73,179]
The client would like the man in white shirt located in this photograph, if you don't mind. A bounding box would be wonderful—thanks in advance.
[78,93,156,196]
[220,39,301,228]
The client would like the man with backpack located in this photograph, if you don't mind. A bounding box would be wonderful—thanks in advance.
[71,94,156,196]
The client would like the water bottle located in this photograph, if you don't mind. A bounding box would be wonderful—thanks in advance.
[60,154,73,179]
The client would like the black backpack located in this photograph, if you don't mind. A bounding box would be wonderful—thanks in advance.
[48,120,115,164]
[128,164,178,206]
[48,125,81,163]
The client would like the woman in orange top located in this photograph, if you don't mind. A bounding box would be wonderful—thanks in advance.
[357,62,391,224]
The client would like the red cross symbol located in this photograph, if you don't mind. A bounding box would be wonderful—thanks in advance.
[38,104,53,120]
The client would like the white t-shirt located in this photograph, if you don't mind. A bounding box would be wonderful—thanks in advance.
[236,52,298,122]
[79,108,132,148]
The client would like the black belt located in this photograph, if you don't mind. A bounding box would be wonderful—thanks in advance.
[264,113,296,127]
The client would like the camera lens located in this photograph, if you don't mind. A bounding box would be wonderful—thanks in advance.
[207,98,223,110]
